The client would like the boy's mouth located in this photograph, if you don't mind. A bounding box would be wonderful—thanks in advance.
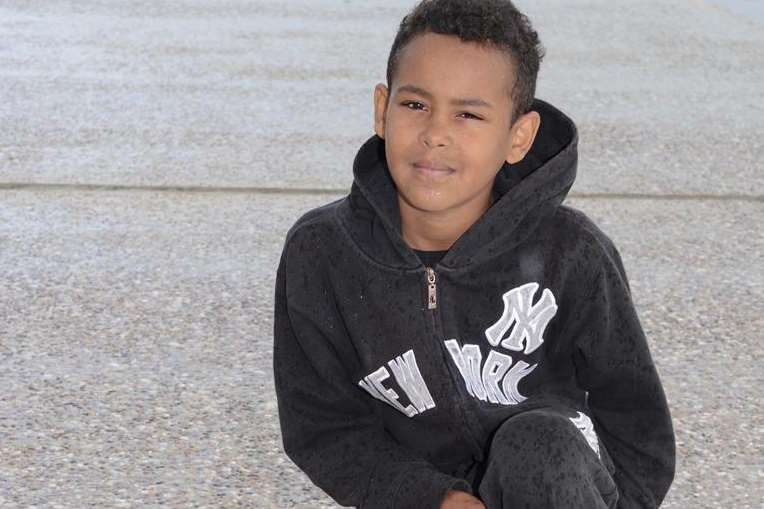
[413,160,455,178]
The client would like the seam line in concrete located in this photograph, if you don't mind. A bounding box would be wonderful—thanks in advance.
[0,182,761,202]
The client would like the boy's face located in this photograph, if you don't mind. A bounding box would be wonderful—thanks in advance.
[374,32,540,218]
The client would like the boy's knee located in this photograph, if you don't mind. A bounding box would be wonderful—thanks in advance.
[480,408,618,508]
[492,408,590,459]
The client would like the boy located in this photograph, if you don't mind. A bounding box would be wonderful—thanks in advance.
[272,0,675,507]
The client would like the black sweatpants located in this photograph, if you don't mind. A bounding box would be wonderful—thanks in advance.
[462,407,619,509]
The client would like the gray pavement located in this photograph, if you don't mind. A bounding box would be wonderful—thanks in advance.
[1,0,763,195]
[708,0,764,23]
[1,1,762,508]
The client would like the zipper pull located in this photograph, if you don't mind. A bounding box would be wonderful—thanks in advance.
[426,267,437,309]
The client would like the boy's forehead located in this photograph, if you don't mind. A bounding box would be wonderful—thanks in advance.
[394,32,514,105]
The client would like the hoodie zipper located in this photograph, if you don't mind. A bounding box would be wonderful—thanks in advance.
[423,265,485,460]
[426,267,437,309]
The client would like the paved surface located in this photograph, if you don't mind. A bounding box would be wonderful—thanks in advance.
[0,1,762,508]
[708,0,764,23]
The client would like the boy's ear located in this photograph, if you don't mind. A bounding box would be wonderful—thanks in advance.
[373,83,389,139]
[505,110,541,164]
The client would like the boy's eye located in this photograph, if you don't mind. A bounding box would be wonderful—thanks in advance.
[401,101,425,111]
[400,101,482,121]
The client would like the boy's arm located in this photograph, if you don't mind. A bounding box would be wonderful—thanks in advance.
[272,253,471,509]
[571,240,676,508]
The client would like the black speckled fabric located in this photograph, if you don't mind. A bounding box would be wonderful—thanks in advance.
[473,406,619,509]
[273,99,675,509]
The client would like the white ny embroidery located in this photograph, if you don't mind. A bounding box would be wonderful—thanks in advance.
[484,282,558,355]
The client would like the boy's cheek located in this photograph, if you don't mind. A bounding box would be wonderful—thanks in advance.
[386,114,421,138]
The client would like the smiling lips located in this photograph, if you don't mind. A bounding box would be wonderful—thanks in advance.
[413,160,455,178]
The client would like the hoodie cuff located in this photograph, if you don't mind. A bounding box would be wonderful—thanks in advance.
[392,467,473,509]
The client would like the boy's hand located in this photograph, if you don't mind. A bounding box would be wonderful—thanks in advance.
[440,490,487,509]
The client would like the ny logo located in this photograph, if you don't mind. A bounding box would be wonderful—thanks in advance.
[484,282,558,355]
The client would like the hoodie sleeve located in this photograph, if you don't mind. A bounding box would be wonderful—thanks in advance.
[272,248,471,509]
[572,239,676,508]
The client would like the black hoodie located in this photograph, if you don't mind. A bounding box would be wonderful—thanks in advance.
[273,99,675,508]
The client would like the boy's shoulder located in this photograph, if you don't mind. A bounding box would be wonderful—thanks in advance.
[551,204,631,293]
[549,204,623,266]
[280,195,346,257]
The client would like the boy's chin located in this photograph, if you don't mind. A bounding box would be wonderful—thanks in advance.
[397,190,457,214]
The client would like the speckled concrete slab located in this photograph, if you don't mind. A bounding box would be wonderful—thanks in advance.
[1,190,761,508]
[1,0,762,195]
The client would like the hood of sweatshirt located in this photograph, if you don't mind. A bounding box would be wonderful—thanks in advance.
[337,98,578,270]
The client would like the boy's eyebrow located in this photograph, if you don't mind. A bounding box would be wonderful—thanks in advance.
[395,84,494,109]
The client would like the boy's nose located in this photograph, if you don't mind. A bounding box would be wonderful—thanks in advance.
[419,117,451,148]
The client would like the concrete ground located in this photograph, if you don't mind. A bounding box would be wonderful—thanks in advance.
[0,1,761,508]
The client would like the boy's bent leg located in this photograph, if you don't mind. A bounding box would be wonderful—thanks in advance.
[477,408,618,509]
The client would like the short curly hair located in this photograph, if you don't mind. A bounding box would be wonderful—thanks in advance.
[386,0,545,126]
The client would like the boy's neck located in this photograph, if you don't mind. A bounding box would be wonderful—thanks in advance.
[399,190,496,251]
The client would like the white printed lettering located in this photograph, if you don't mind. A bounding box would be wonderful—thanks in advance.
[358,351,436,418]
[388,349,436,413]
[570,411,601,459]
[365,367,417,417]
[445,340,536,405]
[481,349,513,405]
[444,340,486,400]
[501,360,536,404]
